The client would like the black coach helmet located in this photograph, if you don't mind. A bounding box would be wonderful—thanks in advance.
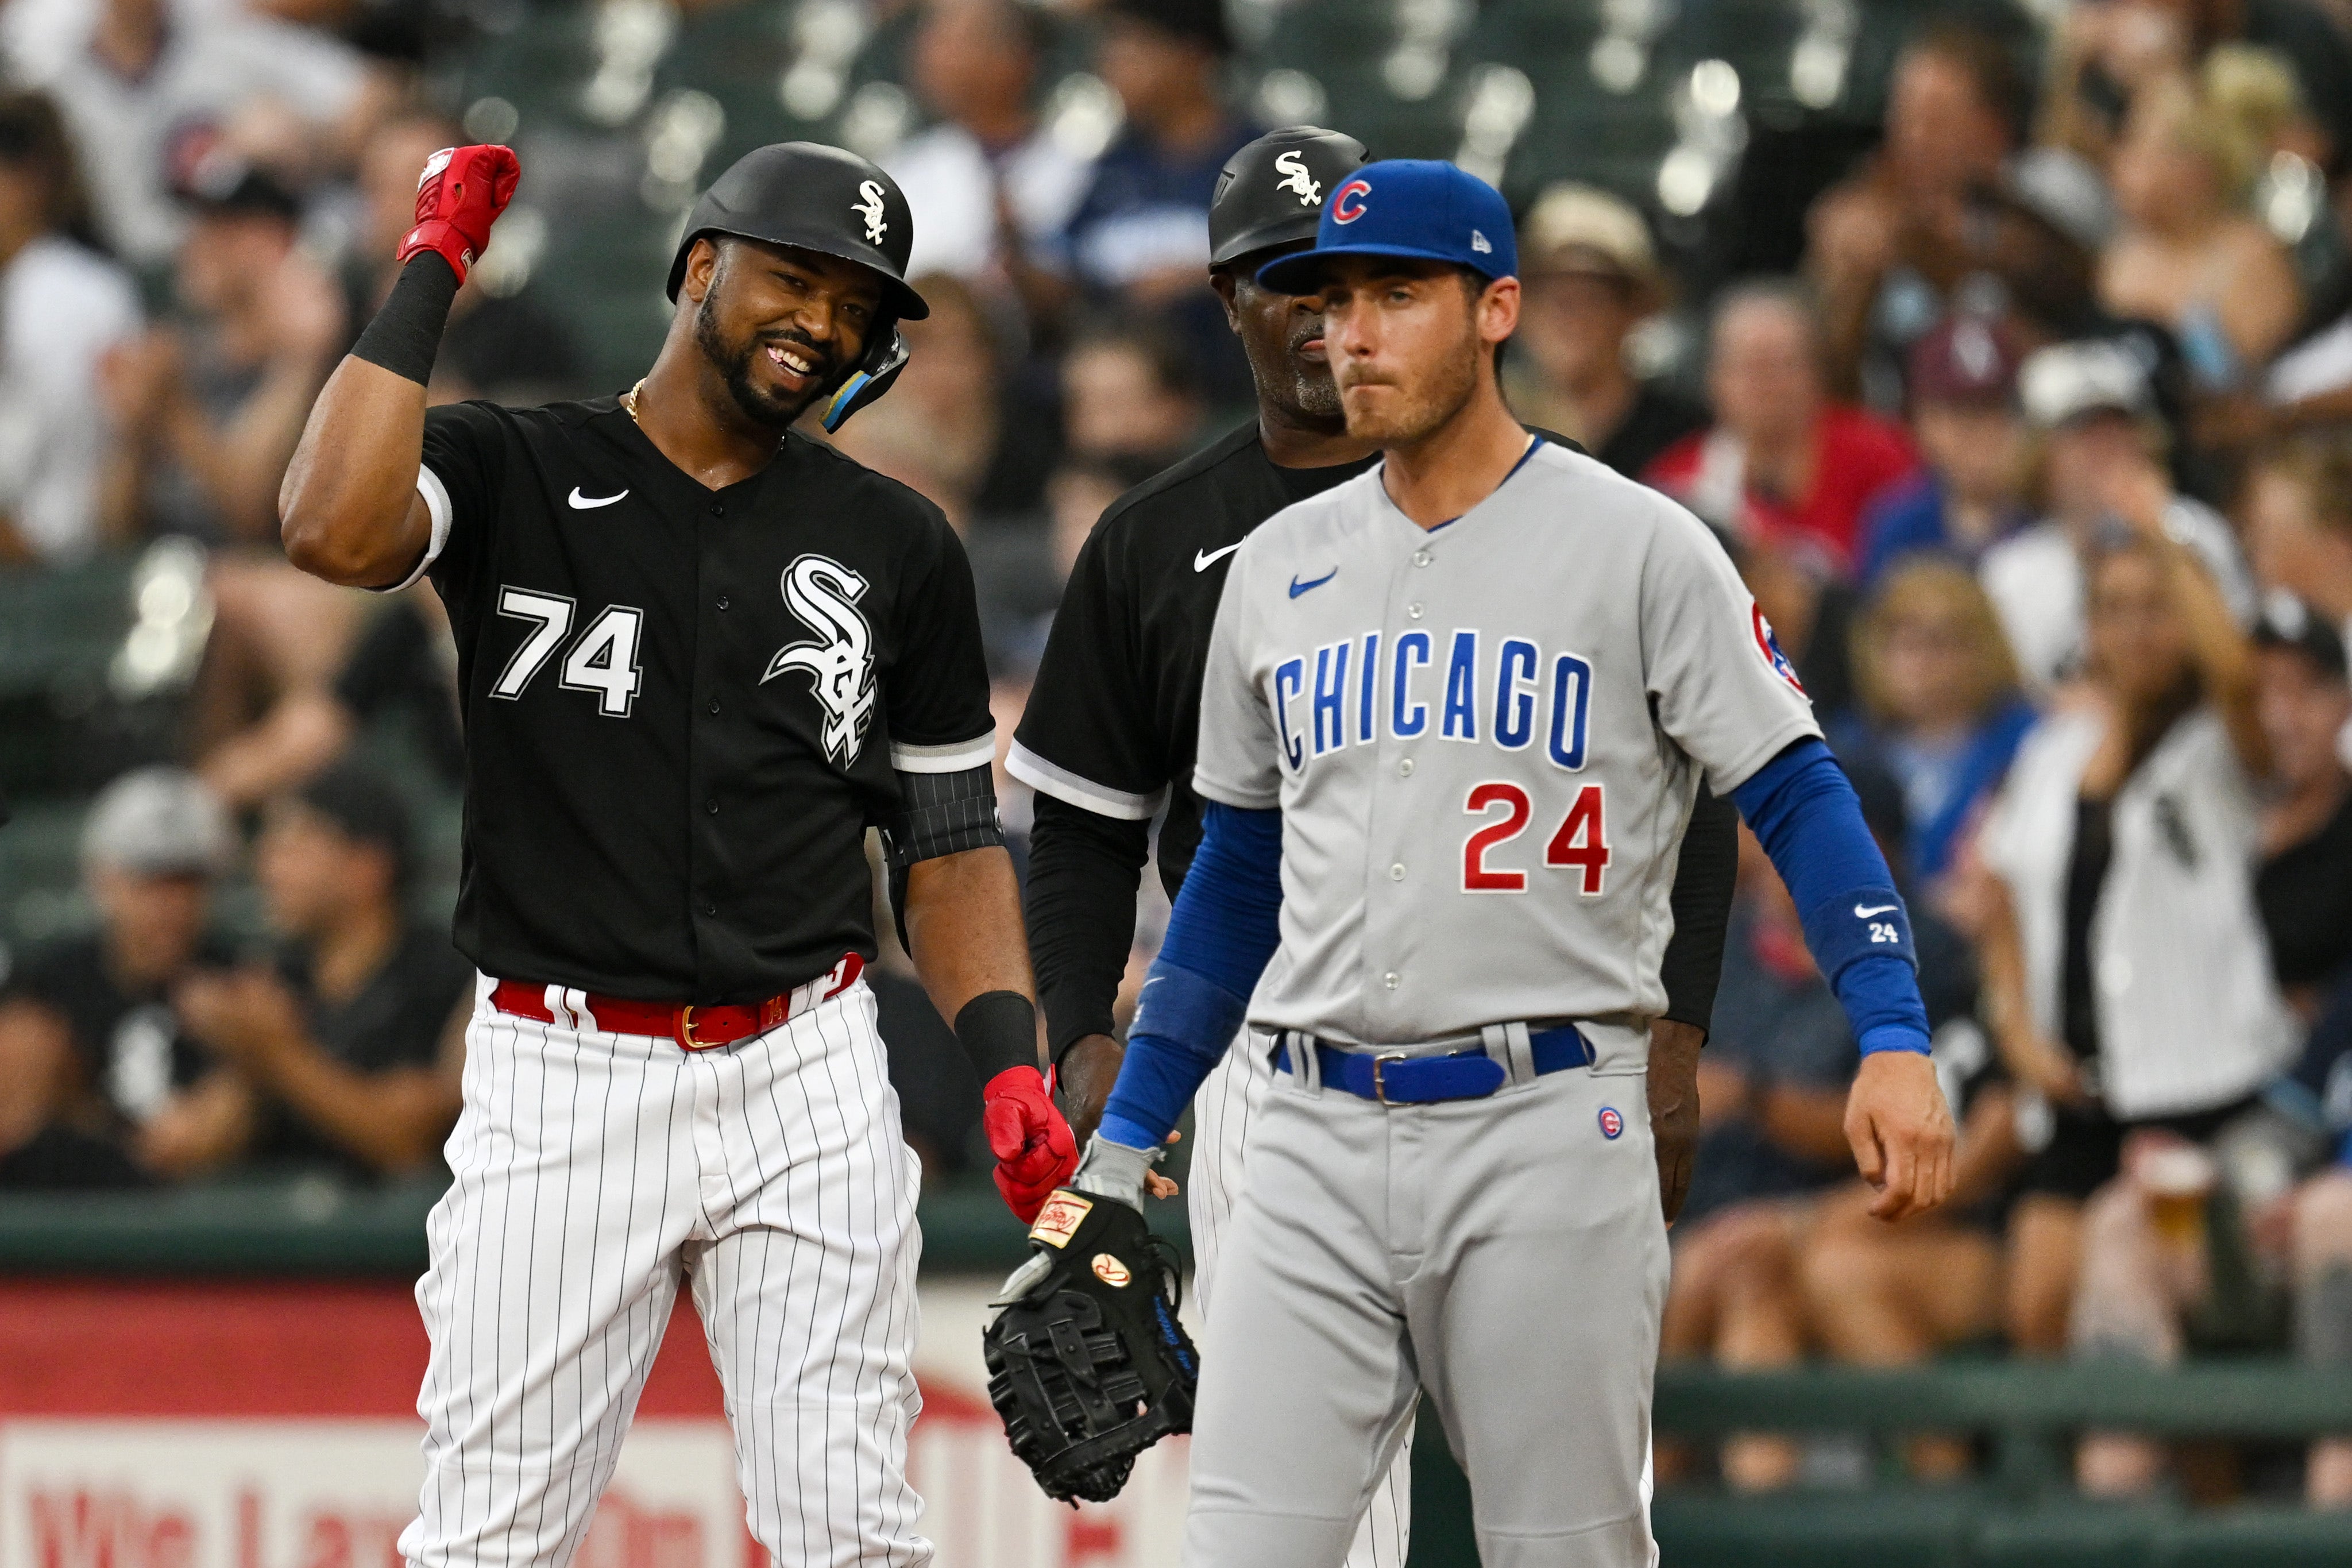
[667,142,930,431]
[1207,125,1370,271]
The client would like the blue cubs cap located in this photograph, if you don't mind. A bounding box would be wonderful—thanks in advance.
[1256,159,1517,295]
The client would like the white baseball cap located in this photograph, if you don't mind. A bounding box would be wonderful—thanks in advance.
[2019,339,2155,430]
[80,766,233,878]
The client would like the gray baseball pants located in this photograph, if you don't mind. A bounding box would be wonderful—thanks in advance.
[1179,1031,1668,1568]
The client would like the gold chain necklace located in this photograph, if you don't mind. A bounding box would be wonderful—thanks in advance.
[622,377,646,422]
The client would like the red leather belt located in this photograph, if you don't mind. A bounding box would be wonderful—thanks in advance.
[489,953,864,1051]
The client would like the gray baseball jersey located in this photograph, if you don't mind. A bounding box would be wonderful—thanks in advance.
[1191,437,1820,1047]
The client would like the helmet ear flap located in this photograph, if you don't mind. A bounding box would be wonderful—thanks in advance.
[817,320,909,432]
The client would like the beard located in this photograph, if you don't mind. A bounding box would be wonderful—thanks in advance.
[1337,327,1481,446]
[1278,318,1343,420]
[694,287,832,431]
[1284,357,1343,420]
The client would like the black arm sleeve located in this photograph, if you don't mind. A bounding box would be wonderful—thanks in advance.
[1658,785,1737,1037]
[882,763,1007,956]
[1026,792,1153,1066]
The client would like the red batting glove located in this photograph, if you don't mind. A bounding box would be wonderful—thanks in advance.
[398,145,520,285]
[983,1066,1079,1225]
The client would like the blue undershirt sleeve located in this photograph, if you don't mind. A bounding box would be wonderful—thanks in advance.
[1729,739,1932,1056]
[1097,802,1284,1147]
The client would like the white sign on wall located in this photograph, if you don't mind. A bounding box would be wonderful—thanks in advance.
[0,1280,1193,1568]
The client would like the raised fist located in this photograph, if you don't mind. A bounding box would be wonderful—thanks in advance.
[397,145,520,285]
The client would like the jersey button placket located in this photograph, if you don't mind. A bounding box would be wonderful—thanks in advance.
[1363,548,1424,1029]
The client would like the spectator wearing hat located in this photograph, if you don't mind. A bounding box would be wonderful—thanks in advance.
[25,0,384,270]
[95,153,366,804]
[175,765,469,1178]
[2243,434,2352,675]
[0,767,243,1186]
[1059,0,1253,397]
[1644,278,1919,574]
[887,0,1095,324]
[97,155,347,548]
[1857,312,2036,587]
[2253,599,2352,1016]
[1978,338,2253,692]
[0,90,140,566]
[1506,183,1707,479]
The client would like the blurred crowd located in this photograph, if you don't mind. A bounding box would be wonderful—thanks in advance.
[9,0,2352,1507]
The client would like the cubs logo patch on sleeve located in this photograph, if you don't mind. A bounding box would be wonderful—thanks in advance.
[1751,604,1806,694]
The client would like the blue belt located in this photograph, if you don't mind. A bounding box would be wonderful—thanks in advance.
[1272,1025,1593,1105]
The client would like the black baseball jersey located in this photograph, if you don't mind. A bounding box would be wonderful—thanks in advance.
[1011,420,1377,894]
[408,397,995,1004]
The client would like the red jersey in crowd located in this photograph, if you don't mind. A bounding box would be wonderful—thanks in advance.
[1643,405,1917,574]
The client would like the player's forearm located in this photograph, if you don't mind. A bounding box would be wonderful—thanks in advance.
[280,257,453,586]
[1729,738,1931,1056]
[1099,802,1282,1148]
[903,845,1042,1062]
[262,1046,458,1174]
[1025,794,1150,1062]
[1658,786,1736,1036]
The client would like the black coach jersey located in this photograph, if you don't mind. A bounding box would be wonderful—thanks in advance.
[1010,421,1376,895]
[414,397,995,1003]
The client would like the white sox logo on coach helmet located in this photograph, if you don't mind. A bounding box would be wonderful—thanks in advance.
[764,554,878,765]
[853,180,889,245]
[1273,150,1321,206]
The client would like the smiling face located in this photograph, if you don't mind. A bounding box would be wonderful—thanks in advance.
[1212,244,1341,426]
[1318,256,1516,447]
[685,237,885,430]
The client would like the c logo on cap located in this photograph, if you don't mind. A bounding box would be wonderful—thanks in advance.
[1331,177,1372,224]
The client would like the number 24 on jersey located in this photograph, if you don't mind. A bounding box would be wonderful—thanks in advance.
[1462,781,1609,896]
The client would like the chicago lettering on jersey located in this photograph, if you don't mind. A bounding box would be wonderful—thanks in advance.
[1268,628,1594,775]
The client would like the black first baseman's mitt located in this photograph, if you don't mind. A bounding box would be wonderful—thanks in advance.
[982,1187,1199,1503]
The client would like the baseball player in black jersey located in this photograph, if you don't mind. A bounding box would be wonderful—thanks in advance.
[281,142,1076,1566]
[1010,127,1739,1559]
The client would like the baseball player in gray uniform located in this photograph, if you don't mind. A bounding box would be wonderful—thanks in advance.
[1052,160,1957,1566]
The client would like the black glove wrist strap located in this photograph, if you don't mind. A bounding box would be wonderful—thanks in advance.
[351,253,459,385]
[957,990,1041,1084]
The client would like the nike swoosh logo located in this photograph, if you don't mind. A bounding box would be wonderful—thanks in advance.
[1194,542,1243,573]
[1854,903,1898,918]
[1288,569,1337,598]
[568,487,629,509]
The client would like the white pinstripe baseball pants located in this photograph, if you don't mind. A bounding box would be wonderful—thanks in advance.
[1189,1035,1413,1568]
[397,974,928,1568]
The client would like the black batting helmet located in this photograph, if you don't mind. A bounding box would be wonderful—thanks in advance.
[1208,126,1369,271]
[668,142,929,431]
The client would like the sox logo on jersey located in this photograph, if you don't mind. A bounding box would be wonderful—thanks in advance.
[764,553,877,764]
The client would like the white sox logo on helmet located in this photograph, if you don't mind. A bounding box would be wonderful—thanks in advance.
[1273,150,1322,206]
[853,180,889,245]
[764,554,877,764]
